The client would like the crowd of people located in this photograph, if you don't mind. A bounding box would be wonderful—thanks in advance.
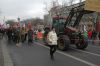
[6,26,34,45]
[0,23,45,46]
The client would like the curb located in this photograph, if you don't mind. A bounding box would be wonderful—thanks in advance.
[1,39,14,66]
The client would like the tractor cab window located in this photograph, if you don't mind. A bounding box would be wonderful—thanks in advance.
[52,18,66,34]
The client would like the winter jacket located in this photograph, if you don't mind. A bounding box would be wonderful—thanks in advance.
[88,31,92,39]
[47,31,58,45]
[37,32,43,39]
[28,30,33,40]
[21,28,26,35]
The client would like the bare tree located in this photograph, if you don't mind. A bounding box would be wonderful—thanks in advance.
[43,2,51,26]
[44,0,60,26]
[44,0,60,15]
[69,0,74,5]
[61,0,70,15]
[44,2,50,14]
[62,0,69,6]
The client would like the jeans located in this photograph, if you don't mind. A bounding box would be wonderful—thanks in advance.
[88,38,92,44]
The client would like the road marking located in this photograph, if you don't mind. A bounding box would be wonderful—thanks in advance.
[89,45,100,49]
[71,48,100,57]
[1,40,14,66]
[36,43,98,66]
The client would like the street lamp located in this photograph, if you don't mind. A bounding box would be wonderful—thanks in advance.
[17,17,20,22]
[17,17,20,27]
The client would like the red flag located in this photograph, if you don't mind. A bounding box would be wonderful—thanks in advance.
[28,22,32,29]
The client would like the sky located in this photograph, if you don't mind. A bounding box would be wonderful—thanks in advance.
[0,0,83,23]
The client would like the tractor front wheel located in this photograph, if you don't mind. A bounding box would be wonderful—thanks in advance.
[58,35,70,51]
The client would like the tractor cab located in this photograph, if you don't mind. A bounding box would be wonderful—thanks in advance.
[52,16,66,35]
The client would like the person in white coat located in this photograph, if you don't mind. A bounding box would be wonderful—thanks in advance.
[47,27,58,59]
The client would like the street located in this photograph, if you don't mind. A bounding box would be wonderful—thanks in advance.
[1,38,100,66]
[0,0,100,66]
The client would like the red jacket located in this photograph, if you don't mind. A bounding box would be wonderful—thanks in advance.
[37,32,43,39]
[88,31,92,39]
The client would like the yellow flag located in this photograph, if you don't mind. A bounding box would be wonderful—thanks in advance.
[85,0,100,12]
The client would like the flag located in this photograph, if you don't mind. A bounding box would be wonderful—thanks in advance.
[28,22,32,29]
[84,0,100,12]
[22,23,25,27]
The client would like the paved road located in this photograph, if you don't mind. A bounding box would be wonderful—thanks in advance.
[3,39,100,66]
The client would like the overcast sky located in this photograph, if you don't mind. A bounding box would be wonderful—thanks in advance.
[0,0,82,23]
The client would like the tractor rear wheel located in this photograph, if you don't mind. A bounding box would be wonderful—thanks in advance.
[76,40,88,49]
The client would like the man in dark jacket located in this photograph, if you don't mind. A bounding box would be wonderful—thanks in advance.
[28,29,33,45]
[7,27,12,41]
[15,27,21,45]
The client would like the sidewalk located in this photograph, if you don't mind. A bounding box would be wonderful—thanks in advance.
[0,39,4,66]
[0,38,14,66]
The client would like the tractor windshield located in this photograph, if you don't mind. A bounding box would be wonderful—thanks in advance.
[52,18,66,34]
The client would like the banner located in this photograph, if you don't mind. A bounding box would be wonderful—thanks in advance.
[85,0,100,12]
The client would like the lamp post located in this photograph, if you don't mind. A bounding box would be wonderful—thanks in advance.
[17,17,20,27]
[17,17,20,22]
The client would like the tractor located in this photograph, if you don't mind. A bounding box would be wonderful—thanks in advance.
[44,4,94,51]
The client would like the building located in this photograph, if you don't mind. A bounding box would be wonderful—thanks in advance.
[44,14,51,26]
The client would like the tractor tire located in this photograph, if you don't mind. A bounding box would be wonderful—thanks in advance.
[58,35,70,51]
[76,39,88,49]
